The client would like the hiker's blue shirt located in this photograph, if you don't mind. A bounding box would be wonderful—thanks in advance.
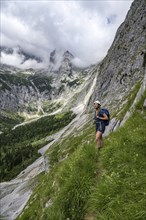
[94,109,106,133]
[94,109,105,123]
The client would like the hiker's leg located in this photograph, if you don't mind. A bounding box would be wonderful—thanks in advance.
[96,131,101,147]
[100,134,104,148]
[96,131,103,148]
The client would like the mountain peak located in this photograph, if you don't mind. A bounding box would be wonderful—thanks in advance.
[63,51,74,60]
[49,50,56,64]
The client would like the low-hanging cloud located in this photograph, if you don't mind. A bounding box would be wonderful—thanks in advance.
[1,0,133,69]
[1,50,47,69]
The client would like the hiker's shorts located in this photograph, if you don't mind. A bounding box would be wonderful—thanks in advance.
[95,122,105,134]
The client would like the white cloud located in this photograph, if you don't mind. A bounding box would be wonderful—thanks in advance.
[1,0,133,68]
[1,51,47,69]
[1,13,49,59]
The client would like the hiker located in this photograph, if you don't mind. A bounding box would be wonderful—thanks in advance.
[94,100,108,149]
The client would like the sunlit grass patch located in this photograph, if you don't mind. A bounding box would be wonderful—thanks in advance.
[87,95,146,220]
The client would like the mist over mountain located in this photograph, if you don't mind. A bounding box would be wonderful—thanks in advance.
[0,46,80,70]
[1,0,133,68]
[0,46,45,69]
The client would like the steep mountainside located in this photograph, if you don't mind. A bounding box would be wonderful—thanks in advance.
[89,0,146,112]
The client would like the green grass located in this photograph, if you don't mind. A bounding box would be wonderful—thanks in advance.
[17,123,98,220]
[116,81,142,120]
[17,90,146,220]
[87,92,146,220]
[44,144,98,220]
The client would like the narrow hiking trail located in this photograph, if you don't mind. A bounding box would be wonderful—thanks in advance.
[0,71,99,220]
[12,108,63,130]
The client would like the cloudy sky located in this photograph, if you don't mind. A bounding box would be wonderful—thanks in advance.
[1,0,133,69]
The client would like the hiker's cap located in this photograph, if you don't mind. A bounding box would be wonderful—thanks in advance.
[94,100,101,105]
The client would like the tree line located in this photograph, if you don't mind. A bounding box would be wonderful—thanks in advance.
[0,111,76,181]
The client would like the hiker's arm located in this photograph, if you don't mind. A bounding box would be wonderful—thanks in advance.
[96,113,108,120]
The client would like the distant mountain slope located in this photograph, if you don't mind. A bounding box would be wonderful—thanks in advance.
[0,50,96,126]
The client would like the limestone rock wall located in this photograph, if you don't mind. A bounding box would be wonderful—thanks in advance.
[90,0,146,111]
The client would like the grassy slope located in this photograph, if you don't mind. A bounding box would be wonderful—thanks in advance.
[17,123,97,220]
[87,91,146,220]
[17,91,146,220]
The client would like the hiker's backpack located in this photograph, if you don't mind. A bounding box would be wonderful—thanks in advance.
[101,108,110,126]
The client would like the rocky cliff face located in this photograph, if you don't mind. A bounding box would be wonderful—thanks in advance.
[0,73,52,112]
[58,51,74,77]
[90,0,146,111]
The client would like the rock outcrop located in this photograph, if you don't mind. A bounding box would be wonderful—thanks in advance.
[58,51,74,77]
[90,0,146,111]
